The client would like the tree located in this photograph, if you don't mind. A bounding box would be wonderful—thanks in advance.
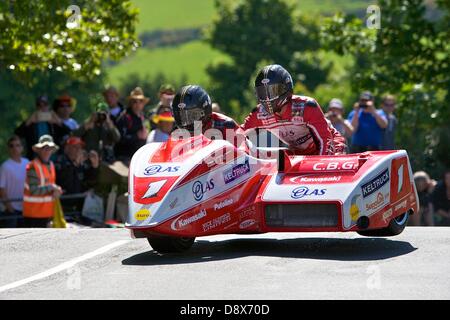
[321,0,450,175]
[0,0,140,161]
[0,0,139,82]
[206,0,330,117]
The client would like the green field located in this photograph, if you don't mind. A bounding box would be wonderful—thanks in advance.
[107,0,372,89]
[107,40,230,86]
[133,0,371,32]
[133,0,216,34]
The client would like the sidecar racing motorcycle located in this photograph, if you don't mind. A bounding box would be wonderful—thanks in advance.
[126,135,419,253]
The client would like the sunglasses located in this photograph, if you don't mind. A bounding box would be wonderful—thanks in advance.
[131,99,144,104]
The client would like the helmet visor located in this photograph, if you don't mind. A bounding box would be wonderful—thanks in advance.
[255,84,287,103]
[176,107,205,129]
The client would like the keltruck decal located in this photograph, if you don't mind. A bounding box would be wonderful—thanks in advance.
[223,158,250,184]
[361,168,389,198]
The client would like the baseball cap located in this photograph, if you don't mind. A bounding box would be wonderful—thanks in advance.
[36,95,49,105]
[159,84,175,95]
[328,98,343,110]
[65,136,85,147]
[360,91,374,101]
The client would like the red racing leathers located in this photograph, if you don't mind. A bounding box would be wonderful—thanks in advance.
[203,112,239,139]
[241,95,346,155]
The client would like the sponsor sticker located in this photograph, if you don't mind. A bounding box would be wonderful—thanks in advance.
[169,197,179,209]
[202,213,231,232]
[350,194,361,221]
[239,206,256,219]
[239,219,256,229]
[295,134,311,145]
[134,209,151,221]
[311,161,358,171]
[292,116,304,123]
[290,176,342,183]
[365,192,388,211]
[192,179,215,201]
[394,200,407,213]
[144,164,180,176]
[214,198,233,211]
[291,186,326,199]
[361,168,390,198]
[223,159,250,184]
[382,208,393,223]
[171,209,207,231]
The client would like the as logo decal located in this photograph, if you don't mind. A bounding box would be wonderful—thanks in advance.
[144,165,180,176]
[291,186,326,199]
[192,179,215,201]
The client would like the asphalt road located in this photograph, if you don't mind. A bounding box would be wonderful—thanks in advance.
[0,227,449,300]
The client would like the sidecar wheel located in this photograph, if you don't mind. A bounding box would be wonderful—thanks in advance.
[147,236,195,253]
[357,212,409,237]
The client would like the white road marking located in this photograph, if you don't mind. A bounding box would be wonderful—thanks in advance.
[0,240,130,293]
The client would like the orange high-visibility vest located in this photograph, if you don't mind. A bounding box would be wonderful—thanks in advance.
[23,159,56,218]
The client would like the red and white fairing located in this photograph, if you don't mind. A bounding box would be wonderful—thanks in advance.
[127,135,419,238]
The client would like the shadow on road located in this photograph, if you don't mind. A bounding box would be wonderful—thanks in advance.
[122,237,417,266]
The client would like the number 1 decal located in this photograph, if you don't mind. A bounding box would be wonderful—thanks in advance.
[397,164,404,194]
[142,180,167,199]
[390,158,411,203]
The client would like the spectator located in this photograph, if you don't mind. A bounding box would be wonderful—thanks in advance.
[74,103,121,163]
[410,171,435,226]
[147,111,175,143]
[348,91,388,153]
[22,135,62,228]
[0,136,29,228]
[115,87,149,162]
[103,86,125,125]
[380,94,398,150]
[212,102,222,114]
[53,94,79,131]
[325,98,354,138]
[54,137,99,214]
[148,84,175,130]
[431,169,450,226]
[15,95,71,159]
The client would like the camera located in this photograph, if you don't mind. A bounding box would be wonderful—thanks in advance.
[96,111,107,123]
[359,103,368,109]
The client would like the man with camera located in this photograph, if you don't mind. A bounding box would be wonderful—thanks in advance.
[54,136,100,216]
[325,98,354,138]
[347,91,388,153]
[103,86,125,125]
[15,95,71,159]
[73,103,121,163]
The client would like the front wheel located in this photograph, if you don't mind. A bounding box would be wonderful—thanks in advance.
[147,236,195,253]
[357,212,409,237]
